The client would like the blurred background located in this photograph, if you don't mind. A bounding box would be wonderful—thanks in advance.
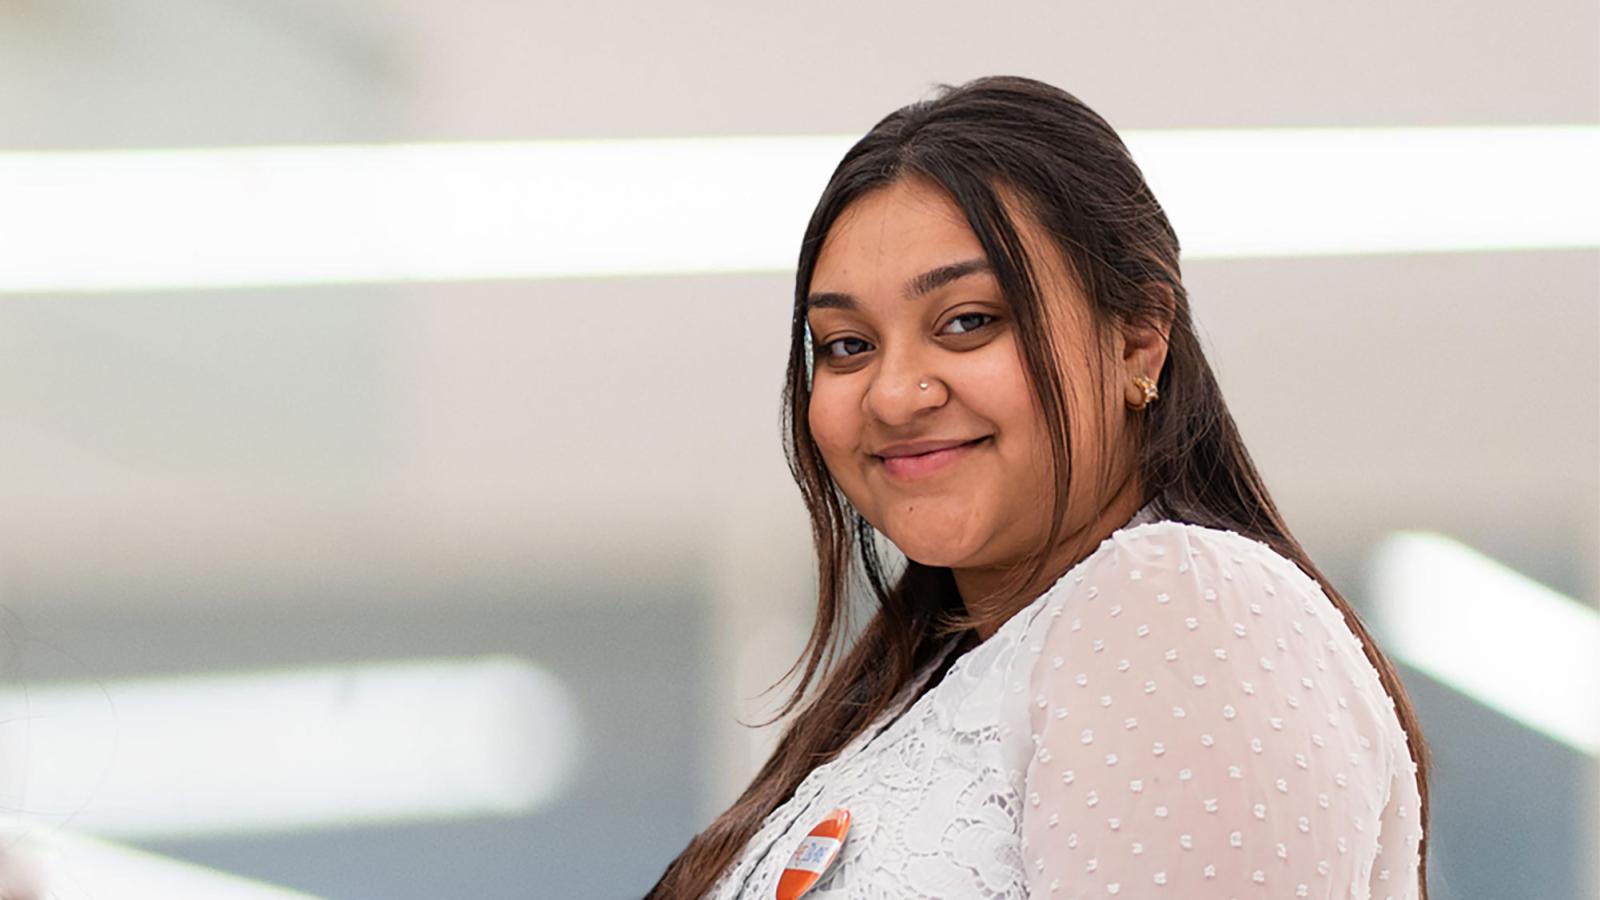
[0,1,1596,898]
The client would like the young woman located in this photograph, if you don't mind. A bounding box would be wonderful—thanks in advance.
[649,75,1430,899]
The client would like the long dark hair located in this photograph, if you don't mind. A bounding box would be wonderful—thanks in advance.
[647,75,1430,899]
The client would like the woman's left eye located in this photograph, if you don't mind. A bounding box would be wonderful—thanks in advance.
[941,312,996,335]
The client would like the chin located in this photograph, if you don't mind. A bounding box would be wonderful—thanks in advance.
[882,519,990,569]
[896,545,974,568]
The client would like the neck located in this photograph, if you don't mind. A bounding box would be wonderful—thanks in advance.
[953,473,1146,642]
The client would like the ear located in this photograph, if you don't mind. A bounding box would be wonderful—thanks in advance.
[1119,283,1175,402]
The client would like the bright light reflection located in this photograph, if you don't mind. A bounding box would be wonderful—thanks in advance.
[0,826,323,900]
[0,126,1593,294]
[0,656,580,840]
[1368,531,1600,756]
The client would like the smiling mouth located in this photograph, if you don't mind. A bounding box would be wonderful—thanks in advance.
[877,436,991,480]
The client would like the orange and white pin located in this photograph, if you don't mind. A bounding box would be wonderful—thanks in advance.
[774,808,851,900]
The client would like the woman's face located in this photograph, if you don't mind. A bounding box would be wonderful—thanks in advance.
[805,176,1141,584]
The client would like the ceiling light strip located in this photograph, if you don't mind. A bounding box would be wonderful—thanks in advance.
[0,656,581,840]
[0,127,1593,293]
[1368,531,1599,756]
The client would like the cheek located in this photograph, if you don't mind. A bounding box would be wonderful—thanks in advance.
[806,381,859,460]
[968,342,1044,448]
[971,346,1056,501]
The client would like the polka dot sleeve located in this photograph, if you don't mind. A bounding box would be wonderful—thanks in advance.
[1020,522,1405,898]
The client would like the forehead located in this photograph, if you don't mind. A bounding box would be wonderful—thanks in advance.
[809,176,1088,329]
[812,177,981,288]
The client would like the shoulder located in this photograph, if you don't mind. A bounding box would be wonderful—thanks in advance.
[1018,517,1364,687]
[1013,521,1408,896]
[1020,517,1400,768]
[1064,518,1317,604]
[1114,518,1286,563]
[1011,519,1311,662]
[1017,518,1404,781]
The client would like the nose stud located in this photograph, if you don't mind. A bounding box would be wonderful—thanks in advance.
[919,380,929,391]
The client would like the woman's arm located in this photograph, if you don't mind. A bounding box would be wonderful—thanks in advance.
[1019,522,1409,898]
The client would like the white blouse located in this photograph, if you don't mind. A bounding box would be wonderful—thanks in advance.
[707,506,1424,899]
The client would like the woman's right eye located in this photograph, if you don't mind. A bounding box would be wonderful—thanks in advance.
[820,336,873,359]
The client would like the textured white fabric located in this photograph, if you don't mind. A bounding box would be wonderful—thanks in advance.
[707,509,1423,899]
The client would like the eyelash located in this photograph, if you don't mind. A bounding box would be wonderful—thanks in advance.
[815,312,998,360]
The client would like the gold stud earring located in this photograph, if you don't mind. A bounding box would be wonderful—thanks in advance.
[1130,374,1159,409]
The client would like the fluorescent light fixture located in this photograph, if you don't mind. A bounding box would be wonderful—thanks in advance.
[1133,126,1600,258]
[0,136,847,293]
[0,656,581,840]
[1368,531,1600,756]
[0,825,323,900]
[0,126,1594,293]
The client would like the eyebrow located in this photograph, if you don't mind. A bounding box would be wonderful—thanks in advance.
[806,257,993,312]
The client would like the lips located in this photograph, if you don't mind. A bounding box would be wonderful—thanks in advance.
[877,436,990,480]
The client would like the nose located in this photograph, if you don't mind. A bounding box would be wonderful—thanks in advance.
[863,346,944,426]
